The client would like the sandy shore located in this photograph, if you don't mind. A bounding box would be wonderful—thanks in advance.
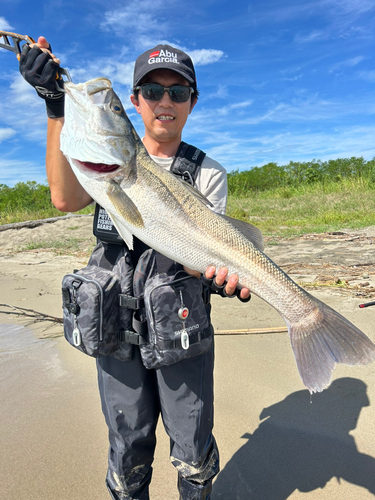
[1,216,375,499]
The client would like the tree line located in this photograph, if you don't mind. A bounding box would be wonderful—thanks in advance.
[227,156,375,196]
[1,157,375,213]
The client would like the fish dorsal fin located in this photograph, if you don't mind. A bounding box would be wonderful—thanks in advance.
[221,214,264,251]
[181,180,214,208]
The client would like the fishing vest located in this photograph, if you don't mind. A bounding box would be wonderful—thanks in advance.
[62,141,212,367]
[93,141,206,245]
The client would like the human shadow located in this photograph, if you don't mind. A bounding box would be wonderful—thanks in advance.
[212,377,375,499]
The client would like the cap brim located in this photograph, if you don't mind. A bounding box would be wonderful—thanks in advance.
[135,67,195,87]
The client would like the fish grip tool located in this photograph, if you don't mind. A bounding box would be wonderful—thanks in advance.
[359,300,375,309]
[0,30,71,91]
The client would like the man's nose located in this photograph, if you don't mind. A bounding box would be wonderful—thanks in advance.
[159,89,173,105]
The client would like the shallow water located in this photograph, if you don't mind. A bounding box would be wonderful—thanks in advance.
[0,321,109,500]
[0,322,65,389]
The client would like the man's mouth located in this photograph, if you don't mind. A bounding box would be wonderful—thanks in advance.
[157,115,175,122]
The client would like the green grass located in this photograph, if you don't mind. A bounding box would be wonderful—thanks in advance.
[227,177,375,237]
[2,160,375,239]
[18,236,97,256]
[0,205,95,225]
[0,181,94,225]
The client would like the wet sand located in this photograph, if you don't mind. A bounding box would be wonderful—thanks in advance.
[1,216,375,499]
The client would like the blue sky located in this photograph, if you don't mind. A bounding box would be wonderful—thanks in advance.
[1,0,375,186]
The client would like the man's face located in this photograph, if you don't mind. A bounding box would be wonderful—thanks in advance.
[131,69,196,147]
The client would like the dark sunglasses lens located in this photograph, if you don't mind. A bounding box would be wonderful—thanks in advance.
[169,86,191,102]
[141,84,191,102]
[142,84,164,101]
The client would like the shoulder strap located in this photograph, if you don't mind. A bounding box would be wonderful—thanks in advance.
[170,141,206,186]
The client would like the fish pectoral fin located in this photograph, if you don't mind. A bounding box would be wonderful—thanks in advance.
[221,214,264,251]
[106,181,144,228]
[106,210,134,250]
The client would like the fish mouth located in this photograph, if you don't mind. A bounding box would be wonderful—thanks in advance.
[77,160,120,173]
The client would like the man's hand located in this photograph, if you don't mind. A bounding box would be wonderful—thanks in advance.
[204,266,250,300]
[183,265,251,301]
[19,36,65,118]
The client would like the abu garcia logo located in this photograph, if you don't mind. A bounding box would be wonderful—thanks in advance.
[148,49,179,65]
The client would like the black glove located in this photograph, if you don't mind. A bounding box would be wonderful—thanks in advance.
[19,43,65,118]
[200,274,251,303]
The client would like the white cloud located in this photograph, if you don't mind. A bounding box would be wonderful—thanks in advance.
[281,74,303,82]
[329,56,365,72]
[184,122,375,173]
[0,73,48,142]
[99,0,169,36]
[189,49,225,66]
[9,74,42,106]
[216,101,254,116]
[358,70,375,82]
[0,17,14,31]
[324,0,375,16]
[0,160,47,186]
[294,30,328,43]
[0,127,16,142]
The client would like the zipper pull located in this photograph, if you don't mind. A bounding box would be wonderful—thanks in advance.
[72,317,82,347]
[181,329,189,350]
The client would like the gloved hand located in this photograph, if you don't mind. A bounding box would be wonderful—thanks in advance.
[19,43,65,118]
[200,268,251,303]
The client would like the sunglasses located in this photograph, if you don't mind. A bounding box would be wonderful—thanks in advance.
[135,83,194,103]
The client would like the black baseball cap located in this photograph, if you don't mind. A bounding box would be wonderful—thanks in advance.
[133,44,197,89]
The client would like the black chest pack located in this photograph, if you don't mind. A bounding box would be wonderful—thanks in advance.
[61,142,213,369]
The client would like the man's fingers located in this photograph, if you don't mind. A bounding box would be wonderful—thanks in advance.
[37,36,50,49]
[33,37,61,62]
[215,267,228,286]
[204,266,216,280]
[224,273,239,296]
[239,288,251,300]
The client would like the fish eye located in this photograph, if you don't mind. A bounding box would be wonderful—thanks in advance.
[111,103,123,114]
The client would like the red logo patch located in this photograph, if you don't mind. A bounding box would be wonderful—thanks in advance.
[149,51,160,58]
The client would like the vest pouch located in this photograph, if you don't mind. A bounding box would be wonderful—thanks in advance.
[140,269,213,369]
[87,241,134,361]
[62,266,121,357]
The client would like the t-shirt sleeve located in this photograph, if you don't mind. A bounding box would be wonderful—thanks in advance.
[195,156,228,215]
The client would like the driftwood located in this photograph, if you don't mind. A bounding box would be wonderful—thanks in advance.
[0,304,63,323]
[0,213,93,232]
[215,327,287,335]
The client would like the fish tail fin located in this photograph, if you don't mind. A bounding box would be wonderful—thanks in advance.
[288,300,375,393]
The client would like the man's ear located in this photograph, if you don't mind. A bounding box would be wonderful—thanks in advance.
[189,97,197,114]
[130,94,141,115]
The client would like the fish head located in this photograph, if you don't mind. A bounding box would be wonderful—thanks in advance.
[61,77,137,180]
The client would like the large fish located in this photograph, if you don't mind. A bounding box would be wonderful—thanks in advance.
[60,77,375,393]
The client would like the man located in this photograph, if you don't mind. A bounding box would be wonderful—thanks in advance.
[20,38,250,499]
